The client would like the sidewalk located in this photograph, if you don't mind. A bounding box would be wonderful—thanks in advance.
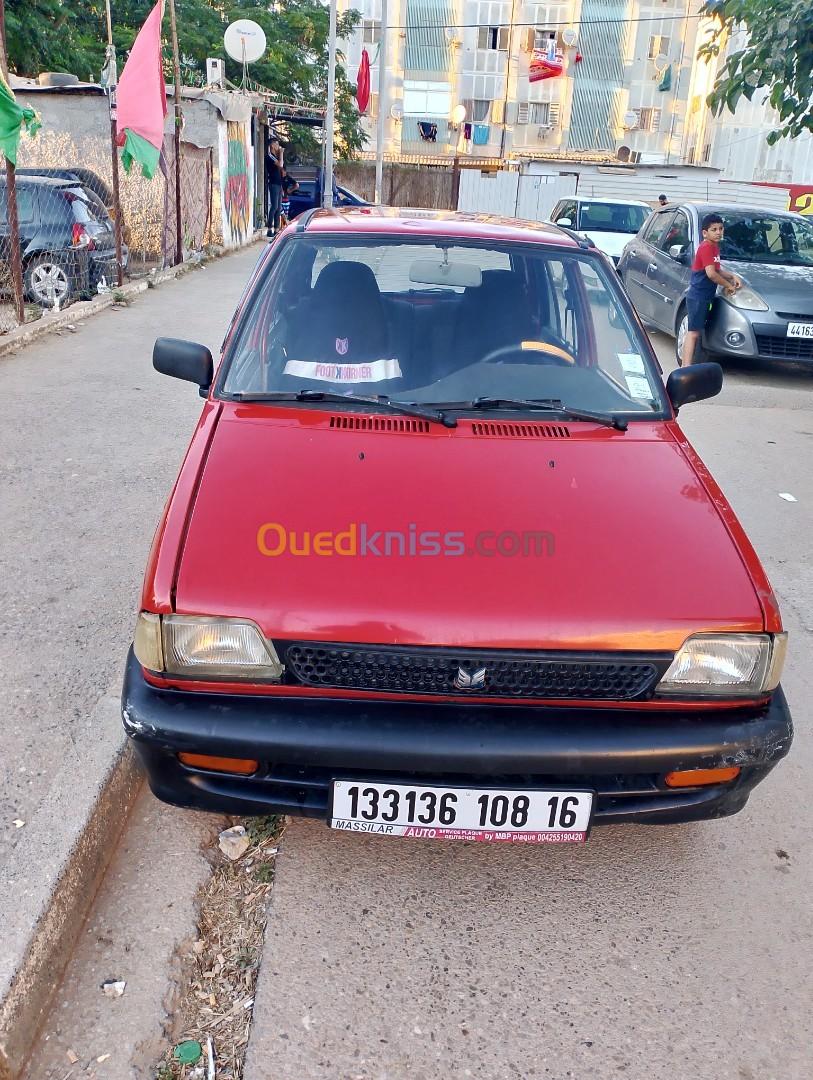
[0,243,262,1078]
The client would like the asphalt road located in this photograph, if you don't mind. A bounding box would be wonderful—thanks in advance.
[6,251,812,1078]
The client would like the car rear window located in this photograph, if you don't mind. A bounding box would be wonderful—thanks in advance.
[220,236,666,417]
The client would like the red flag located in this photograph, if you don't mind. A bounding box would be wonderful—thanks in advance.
[356,49,371,113]
[116,1,167,178]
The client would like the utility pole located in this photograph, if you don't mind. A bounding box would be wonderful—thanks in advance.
[104,0,124,286]
[167,0,183,264]
[374,0,388,204]
[0,0,25,323]
[324,0,337,208]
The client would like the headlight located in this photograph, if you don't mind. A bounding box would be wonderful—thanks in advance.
[723,286,769,311]
[657,633,786,697]
[133,613,283,680]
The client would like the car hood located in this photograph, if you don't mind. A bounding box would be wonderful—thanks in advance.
[580,230,638,260]
[727,260,813,312]
[173,408,765,651]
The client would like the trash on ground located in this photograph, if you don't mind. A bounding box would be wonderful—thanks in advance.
[100,979,126,997]
[218,825,250,861]
[206,1035,216,1080]
[66,1049,79,1064]
[778,492,797,502]
[12,819,24,828]
[173,1039,203,1065]
[96,1053,111,1063]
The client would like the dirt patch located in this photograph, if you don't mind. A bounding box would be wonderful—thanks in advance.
[155,816,284,1080]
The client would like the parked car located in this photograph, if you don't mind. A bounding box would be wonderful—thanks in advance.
[15,167,114,209]
[618,203,813,365]
[549,197,651,265]
[284,166,371,219]
[0,175,127,306]
[123,207,791,843]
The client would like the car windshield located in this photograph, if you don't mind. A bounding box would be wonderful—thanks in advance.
[219,236,666,417]
[578,203,649,234]
[718,212,813,266]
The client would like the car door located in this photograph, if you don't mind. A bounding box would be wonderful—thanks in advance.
[645,208,693,334]
[621,210,674,321]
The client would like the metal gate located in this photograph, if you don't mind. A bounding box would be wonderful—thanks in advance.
[458,169,577,223]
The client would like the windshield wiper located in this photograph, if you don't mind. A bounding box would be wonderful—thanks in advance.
[443,397,628,431]
[228,390,456,428]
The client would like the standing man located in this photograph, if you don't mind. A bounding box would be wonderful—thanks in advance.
[682,213,742,366]
[266,133,284,238]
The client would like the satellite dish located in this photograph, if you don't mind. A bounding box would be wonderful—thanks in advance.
[450,103,467,125]
[653,52,669,73]
[390,101,404,121]
[562,28,578,47]
[224,19,267,64]
[622,111,638,130]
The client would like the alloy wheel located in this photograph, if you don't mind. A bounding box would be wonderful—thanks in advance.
[29,262,70,306]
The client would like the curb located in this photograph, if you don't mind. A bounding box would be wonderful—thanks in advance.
[0,239,262,360]
[0,704,142,1079]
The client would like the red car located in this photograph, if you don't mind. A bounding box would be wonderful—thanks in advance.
[123,208,792,844]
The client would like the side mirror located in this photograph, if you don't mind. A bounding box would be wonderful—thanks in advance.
[153,337,214,391]
[556,216,572,228]
[668,244,690,264]
[666,362,723,408]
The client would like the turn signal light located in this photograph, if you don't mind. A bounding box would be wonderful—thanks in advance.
[178,753,258,775]
[665,766,741,788]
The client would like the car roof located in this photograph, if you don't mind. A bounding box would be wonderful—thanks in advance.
[676,203,801,220]
[300,207,580,247]
[568,197,651,207]
[0,175,77,189]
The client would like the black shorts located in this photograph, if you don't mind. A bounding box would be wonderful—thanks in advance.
[686,294,714,331]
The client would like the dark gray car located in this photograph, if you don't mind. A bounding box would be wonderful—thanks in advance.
[617,203,813,366]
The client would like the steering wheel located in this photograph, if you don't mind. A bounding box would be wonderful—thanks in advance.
[481,340,576,367]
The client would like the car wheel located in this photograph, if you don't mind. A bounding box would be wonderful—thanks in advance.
[24,255,75,307]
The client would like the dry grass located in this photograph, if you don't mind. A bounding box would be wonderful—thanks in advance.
[157,816,285,1079]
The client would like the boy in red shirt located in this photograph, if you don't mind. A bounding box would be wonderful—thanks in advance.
[683,213,742,365]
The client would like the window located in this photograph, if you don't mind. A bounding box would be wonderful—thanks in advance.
[0,185,35,224]
[528,102,550,126]
[643,210,675,248]
[635,107,662,132]
[220,236,665,417]
[578,202,650,234]
[362,20,380,44]
[478,26,509,50]
[368,93,378,119]
[534,29,562,50]
[647,35,670,59]
[659,210,691,254]
[553,200,577,225]
[403,80,451,116]
[463,98,492,122]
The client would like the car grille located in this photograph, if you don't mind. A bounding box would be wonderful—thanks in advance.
[755,334,813,360]
[278,642,667,700]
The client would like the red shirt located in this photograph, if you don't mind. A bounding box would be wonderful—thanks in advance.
[691,239,721,273]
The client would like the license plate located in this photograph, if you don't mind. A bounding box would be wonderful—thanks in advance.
[787,322,813,338]
[330,781,593,844]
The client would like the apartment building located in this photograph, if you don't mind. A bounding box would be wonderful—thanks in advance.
[339,0,708,165]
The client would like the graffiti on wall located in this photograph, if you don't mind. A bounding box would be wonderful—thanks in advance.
[219,120,253,246]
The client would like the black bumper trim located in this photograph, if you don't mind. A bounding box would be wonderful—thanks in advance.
[122,649,792,825]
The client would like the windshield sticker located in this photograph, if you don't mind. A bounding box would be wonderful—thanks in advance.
[283,358,403,383]
[618,353,646,374]
[625,374,654,399]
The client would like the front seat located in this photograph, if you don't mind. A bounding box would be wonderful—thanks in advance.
[453,269,536,366]
[286,261,390,365]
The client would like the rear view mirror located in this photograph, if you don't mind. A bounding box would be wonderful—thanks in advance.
[556,217,572,228]
[409,259,482,288]
[153,337,214,391]
[669,244,690,264]
[666,362,723,409]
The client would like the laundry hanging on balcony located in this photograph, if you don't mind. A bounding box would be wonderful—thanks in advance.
[418,121,438,142]
[472,124,490,145]
[530,35,565,83]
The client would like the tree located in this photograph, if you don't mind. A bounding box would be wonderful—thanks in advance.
[699,0,813,144]
[5,0,365,160]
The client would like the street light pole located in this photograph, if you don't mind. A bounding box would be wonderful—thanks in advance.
[374,0,388,204]
[167,0,183,264]
[323,0,337,208]
[104,0,124,286]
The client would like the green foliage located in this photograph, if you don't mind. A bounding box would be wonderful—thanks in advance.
[6,0,365,160]
[699,0,813,144]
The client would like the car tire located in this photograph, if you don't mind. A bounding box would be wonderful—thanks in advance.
[675,306,706,367]
[24,254,76,308]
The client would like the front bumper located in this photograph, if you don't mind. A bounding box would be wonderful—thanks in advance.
[122,649,793,827]
[705,301,813,363]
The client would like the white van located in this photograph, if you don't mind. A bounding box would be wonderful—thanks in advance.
[549,197,651,265]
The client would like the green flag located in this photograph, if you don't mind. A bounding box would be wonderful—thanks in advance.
[0,72,41,165]
[658,64,672,92]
